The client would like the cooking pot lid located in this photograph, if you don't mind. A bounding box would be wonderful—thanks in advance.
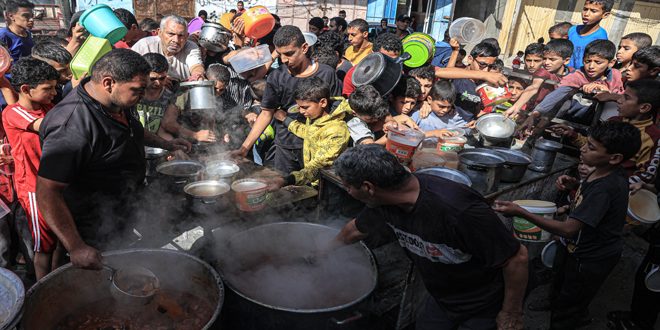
[352,52,387,86]
[492,148,532,165]
[535,138,563,151]
[156,160,204,176]
[460,150,505,167]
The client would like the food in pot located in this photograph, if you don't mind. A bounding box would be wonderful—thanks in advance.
[115,273,158,297]
[55,290,213,330]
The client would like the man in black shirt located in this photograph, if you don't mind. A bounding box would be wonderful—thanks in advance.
[232,26,341,173]
[495,121,642,329]
[36,49,189,270]
[333,145,528,330]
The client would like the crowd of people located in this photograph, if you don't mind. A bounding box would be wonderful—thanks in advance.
[0,0,658,328]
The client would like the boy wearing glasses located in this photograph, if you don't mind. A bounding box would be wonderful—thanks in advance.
[451,42,499,119]
[0,0,34,63]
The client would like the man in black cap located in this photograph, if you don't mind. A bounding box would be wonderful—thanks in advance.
[396,14,411,39]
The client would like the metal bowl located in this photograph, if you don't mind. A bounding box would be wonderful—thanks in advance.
[144,147,168,160]
[156,160,204,178]
[184,180,231,203]
[205,160,240,184]
[475,113,516,139]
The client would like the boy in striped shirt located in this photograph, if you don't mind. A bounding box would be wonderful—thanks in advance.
[2,57,58,279]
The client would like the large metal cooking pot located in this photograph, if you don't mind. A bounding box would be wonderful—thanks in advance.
[214,222,378,330]
[199,22,231,53]
[0,267,24,329]
[156,159,204,192]
[528,138,563,173]
[416,166,472,187]
[475,113,516,148]
[352,52,410,96]
[180,80,216,110]
[493,148,532,183]
[459,148,505,195]
[21,248,224,330]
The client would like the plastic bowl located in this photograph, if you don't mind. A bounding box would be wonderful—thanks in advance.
[228,44,272,73]
[448,17,485,44]
[242,6,275,39]
[70,36,112,80]
[79,4,127,44]
[188,16,205,34]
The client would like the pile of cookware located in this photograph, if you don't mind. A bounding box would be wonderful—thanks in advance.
[412,113,565,196]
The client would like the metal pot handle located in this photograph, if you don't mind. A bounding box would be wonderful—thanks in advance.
[330,311,363,326]
[396,53,412,63]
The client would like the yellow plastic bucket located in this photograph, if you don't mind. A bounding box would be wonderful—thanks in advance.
[402,33,435,68]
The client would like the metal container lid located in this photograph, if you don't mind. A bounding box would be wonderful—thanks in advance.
[459,149,505,168]
[534,138,563,151]
[352,52,387,86]
[415,167,472,187]
[492,148,532,165]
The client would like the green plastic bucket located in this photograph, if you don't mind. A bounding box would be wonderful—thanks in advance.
[70,36,112,80]
[402,33,435,68]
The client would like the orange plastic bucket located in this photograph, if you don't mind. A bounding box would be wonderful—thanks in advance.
[242,6,275,39]
[231,178,268,211]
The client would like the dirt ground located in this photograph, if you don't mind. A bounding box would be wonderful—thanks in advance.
[523,229,655,330]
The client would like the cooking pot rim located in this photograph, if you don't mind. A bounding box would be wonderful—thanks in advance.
[492,148,532,165]
[180,80,216,88]
[156,160,205,177]
[218,222,379,314]
[459,150,506,167]
[24,248,225,330]
[184,180,230,198]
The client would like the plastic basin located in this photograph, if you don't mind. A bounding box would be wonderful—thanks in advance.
[228,44,272,73]
[402,33,435,68]
[448,17,485,44]
[242,6,275,39]
[80,4,127,44]
[70,36,112,80]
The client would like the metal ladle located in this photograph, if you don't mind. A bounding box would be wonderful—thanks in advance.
[104,264,161,305]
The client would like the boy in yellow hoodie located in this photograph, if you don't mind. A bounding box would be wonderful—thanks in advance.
[271,77,351,187]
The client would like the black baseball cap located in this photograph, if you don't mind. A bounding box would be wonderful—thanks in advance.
[397,14,411,22]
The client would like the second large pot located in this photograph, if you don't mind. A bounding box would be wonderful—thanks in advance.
[459,149,505,195]
[213,222,378,330]
[493,148,532,183]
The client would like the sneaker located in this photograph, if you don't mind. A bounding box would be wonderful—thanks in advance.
[527,299,551,312]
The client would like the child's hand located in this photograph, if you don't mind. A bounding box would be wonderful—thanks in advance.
[556,175,578,191]
[419,102,432,119]
[391,114,420,130]
[556,205,570,216]
[449,38,460,50]
[547,124,575,138]
[273,110,287,122]
[582,83,609,95]
[492,200,525,217]
[245,112,258,126]
[194,129,216,143]
[484,72,508,87]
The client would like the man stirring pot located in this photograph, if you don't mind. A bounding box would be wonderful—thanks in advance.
[36,50,190,269]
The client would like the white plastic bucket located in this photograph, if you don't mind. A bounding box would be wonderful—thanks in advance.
[627,189,660,225]
[512,200,557,242]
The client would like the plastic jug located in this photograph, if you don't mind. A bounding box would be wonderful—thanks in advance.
[448,17,485,44]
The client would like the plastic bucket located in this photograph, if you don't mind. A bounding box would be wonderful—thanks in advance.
[627,189,660,225]
[70,36,112,80]
[242,6,275,39]
[512,200,557,242]
[402,33,435,68]
[438,136,467,152]
[448,17,485,44]
[231,178,268,212]
[476,83,512,108]
[386,128,425,162]
[219,13,234,30]
[79,4,127,44]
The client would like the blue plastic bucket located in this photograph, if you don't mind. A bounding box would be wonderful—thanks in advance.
[80,4,127,44]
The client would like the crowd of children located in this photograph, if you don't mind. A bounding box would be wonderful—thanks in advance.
[0,0,658,328]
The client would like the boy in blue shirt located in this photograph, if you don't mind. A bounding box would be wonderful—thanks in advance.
[0,0,35,63]
[568,0,612,69]
[412,80,470,138]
